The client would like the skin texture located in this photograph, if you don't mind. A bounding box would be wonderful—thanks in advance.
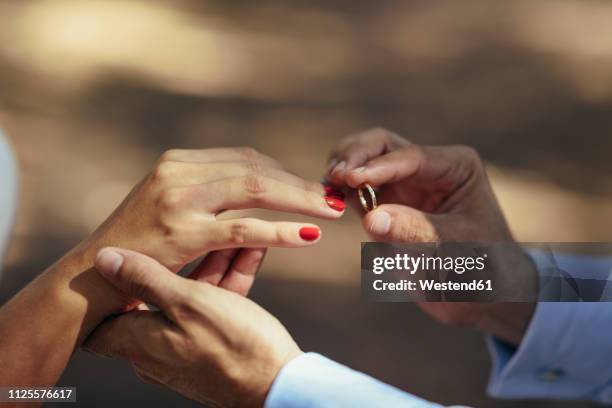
[327,128,537,345]
[85,248,301,408]
[0,147,343,404]
[0,136,535,408]
[82,134,538,408]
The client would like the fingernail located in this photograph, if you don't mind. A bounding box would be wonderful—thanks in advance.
[96,248,124,278]
[326,196,346,212]
[327,158,338,173]
[331,160,346,174]
[369,210,391,235]
[299,227,321,241]
[324,185,345,200]
[353,166,367,174]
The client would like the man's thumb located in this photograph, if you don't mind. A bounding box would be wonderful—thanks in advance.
[95,247,184,310]
[363,204,440,243]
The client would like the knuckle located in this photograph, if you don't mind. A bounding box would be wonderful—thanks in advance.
[394,214,436,243]
[157,327,190,360]
[396,220,419,243]
[406,144,427,168]
[368,127,396,141]
[157,188,183,212]
[158,149,183,163]
[243,160,265,176]
[455,145,481,164]
[236,146,260,162]
[242,174,268,199]
[369,126,392,136]
[228,221,250,245]
[158,217,182,241]
[273,226,291,245]
[151,160,177,185]
[368,127,407,147]
[169,285,213,323]
[224,361,248,388]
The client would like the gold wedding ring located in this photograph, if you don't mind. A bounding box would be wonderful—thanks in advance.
[358,183,377,212]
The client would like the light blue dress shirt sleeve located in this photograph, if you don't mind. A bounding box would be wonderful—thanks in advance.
[0,130,18,273]
[265,353,445,408]
[487,251,612,403]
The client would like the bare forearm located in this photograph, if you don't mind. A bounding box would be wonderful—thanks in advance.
[0,249,123,388]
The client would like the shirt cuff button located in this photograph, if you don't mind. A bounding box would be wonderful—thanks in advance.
[537,368,564,382]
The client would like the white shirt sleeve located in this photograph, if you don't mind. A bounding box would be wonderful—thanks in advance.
[0,129,18,272]
[265,353,447,408]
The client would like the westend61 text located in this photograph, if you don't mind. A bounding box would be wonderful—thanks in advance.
[373,279,493,292]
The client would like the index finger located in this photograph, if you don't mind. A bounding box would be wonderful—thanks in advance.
[344,144,482,189]
[327,128,408,186]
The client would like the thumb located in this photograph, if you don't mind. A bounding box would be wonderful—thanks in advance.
[363,204,441,243]
[95,247,186,311]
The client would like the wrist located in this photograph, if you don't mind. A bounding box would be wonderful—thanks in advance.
[46,244,131,321]
[255,348,304,408]
[473,244,538,345]
[475,303,536,346]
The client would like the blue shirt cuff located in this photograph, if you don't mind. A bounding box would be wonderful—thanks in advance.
[487,252,612,402]
[265,353,442,408]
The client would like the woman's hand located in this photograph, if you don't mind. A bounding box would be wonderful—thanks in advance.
[85,148,344,269]
[0,147,344,391]
[52,147,346,330]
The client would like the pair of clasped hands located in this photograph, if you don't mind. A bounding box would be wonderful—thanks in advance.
[59,129,526,407]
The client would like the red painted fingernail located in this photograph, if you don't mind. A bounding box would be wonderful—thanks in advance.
[326,196,346,212]
[324,186,345,200]
[299,227,321,241]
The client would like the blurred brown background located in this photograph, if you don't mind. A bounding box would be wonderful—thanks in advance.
[1,0,611,406]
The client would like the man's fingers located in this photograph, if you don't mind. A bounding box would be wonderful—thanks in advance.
[327,128,408,185]
[95,248,188,312]
[219,248,267,296]
[362,204,441,243]
[201,219,322,251]
[344,145,423,188]
[189,249,240,285]
[345,144,480,189]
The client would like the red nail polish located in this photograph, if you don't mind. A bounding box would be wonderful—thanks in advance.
[299,227,321,241]
[326,196,346,212]
[324,186,345,200]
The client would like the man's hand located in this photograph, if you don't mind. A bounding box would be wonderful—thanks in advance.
[327,128,513,242]
[327,128,536,345]
[84,247,302,408]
